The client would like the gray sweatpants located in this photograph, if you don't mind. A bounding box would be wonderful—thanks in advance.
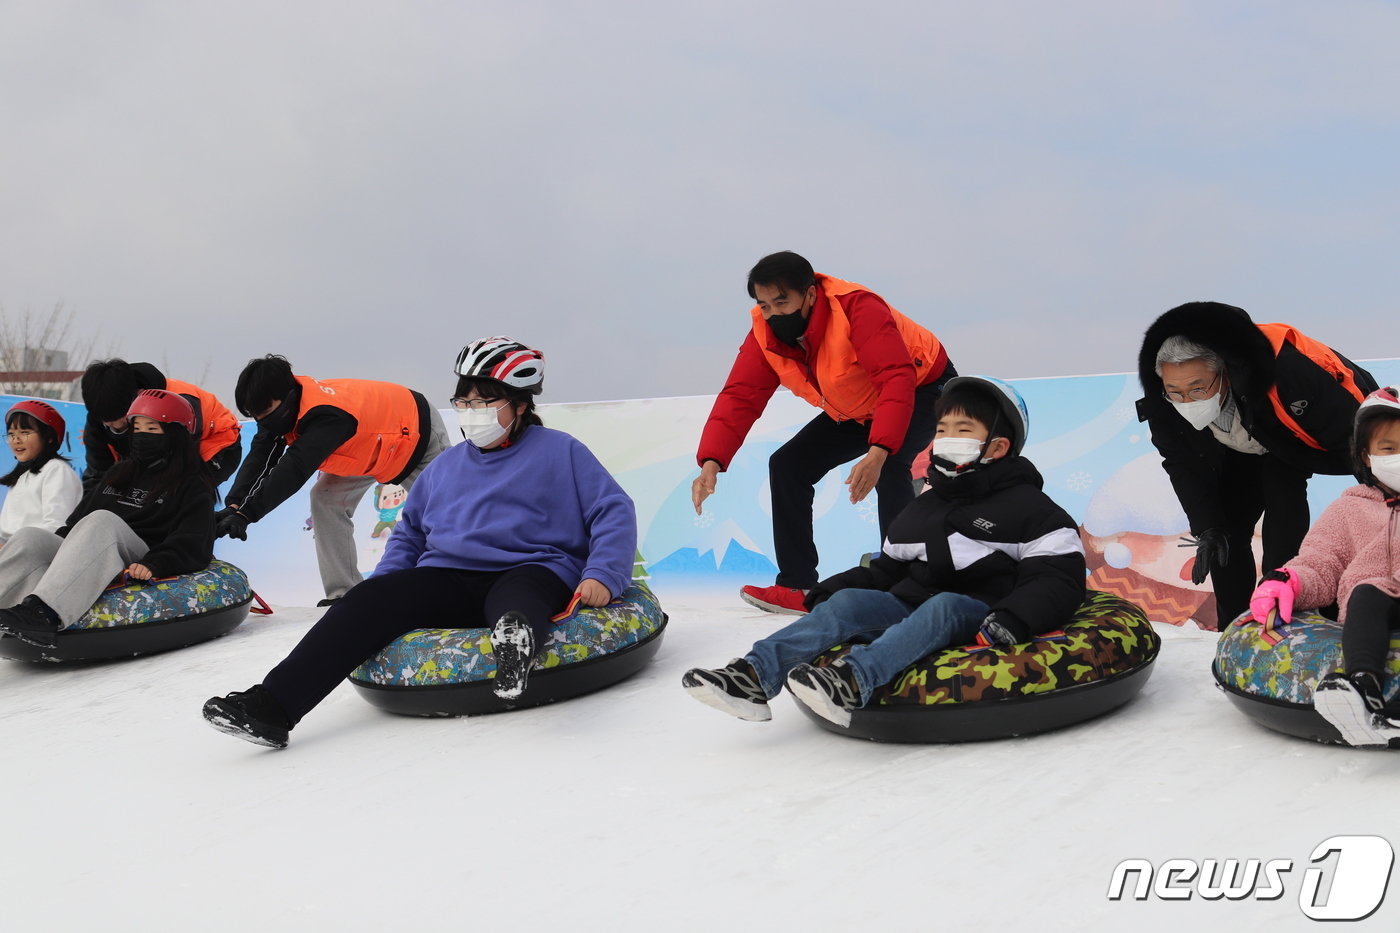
[0,511,149,627]
[310,408,451,600]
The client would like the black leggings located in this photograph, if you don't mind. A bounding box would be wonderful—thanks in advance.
[263,564,573,724]
[1344,584,1400,677]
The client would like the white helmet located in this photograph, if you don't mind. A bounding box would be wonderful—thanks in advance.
[454,337,545,395]
[940,375,1030,456]
[1354,386,1400,484]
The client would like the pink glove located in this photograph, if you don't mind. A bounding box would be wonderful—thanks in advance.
[1249,571,1300,626]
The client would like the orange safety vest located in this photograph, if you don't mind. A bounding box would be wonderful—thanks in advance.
[167,378,241,463]
[749,275,943,422]
[285,376,420,482]
[1258,323,1369,452]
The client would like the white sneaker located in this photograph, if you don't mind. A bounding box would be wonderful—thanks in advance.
[1313,672,1399,748]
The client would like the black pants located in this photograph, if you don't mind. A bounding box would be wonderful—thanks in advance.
[1344,584,1400,677]
[1209,449,1312,625]
[207,438,244,487]
[262,564,573,724]
[771,377,948,589]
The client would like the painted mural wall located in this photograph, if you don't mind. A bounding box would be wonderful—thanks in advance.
[7,358,1398,624]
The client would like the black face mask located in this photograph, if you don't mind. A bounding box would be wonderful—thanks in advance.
[259,397,298,436]
[767,310,809,347]
[129,432,172,470]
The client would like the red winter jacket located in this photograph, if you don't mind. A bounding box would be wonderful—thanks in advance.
[697,275,949,469]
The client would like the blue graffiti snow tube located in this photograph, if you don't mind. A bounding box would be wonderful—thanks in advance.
[0,560,254,663]
[349,581,667,716]
[1213,612,1400,748]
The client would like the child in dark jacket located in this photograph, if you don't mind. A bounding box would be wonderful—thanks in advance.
[1249,386,1400,747]
[0,390,216,647]
[683,376,1086,727]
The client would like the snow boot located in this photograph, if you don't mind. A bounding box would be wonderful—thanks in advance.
[0,595,63,649]
[1313,670,1399,748]
[490,612,535,700]
[681,659,771,721]
[786,661,861,728]
[202,685,292,749]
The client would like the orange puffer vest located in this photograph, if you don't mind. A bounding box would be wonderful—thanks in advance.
[1258,323,1369,451]
[166,379,241,462]
[285,376,420,481]
[749,275,942,422]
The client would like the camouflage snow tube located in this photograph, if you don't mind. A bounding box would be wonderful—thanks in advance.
[348,581,667,716]
[800,590,1159,742]
[1213,612,1400,748]
[0,560,254,663]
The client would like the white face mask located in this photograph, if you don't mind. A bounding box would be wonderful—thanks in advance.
[929,437,990,478]
[1368,453,1400,493]
[1171,394,1223,431]
[457,407,513,449]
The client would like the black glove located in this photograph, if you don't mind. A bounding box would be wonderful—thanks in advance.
[978,611,1027,648]
[214,507,250,541]
[1184,528,1229,586]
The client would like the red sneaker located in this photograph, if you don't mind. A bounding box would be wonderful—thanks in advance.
[739,584,809,615]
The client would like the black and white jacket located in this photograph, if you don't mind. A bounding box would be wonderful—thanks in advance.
[811,456,1086,637]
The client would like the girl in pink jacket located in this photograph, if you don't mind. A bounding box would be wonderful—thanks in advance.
[1250,386,1400,747]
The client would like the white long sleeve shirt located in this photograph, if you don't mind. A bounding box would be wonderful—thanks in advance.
[0,459,82,542]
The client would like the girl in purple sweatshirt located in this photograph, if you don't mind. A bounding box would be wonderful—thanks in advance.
[1249,386,1400,747]
[203,337,637,748]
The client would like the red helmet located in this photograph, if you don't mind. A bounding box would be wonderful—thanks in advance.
[126,389,196,433]
[6,400,67,446]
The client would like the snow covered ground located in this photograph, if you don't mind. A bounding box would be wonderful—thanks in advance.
[3,589,1398,932]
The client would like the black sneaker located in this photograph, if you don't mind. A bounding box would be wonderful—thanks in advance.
[490,612,535,700]
[1313,671,1398,748]
[786,661,861,728]
[681,660,771,721]
[203,685,293,749]
[0,596,64,649]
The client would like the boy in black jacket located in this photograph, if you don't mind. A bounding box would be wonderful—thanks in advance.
[683,376,1086,727]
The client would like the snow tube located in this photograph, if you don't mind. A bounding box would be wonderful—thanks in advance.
[0,560,254,663]
[349,581,667,716]
[1213,612,1400,747]
[795,590,1159,742]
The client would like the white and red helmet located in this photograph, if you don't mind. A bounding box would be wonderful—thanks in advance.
[1353,386,1400,484]
[454,337,545,395]
[126,389,196,434]
[6,400,67,447]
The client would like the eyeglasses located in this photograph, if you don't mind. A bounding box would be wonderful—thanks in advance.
[5,430,36,442]
[449,397,507,411]
[1163,373,1223,404]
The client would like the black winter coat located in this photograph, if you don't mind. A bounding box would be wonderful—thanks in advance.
[810,456,1086,636]
[1135,302,1376,535]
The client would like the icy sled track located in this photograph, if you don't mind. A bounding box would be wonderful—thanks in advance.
[3,589,1399,933]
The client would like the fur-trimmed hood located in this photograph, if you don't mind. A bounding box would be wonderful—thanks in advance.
[1137,302,1277,401]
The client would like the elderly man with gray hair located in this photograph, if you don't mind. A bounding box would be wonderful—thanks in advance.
[1136,302,1376,629]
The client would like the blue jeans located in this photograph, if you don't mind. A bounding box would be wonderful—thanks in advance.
[744,589,990,706]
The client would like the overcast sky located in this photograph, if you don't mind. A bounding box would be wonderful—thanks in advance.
[3,1,1398,407]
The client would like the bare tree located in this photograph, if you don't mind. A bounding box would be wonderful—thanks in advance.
[0,303,112,399]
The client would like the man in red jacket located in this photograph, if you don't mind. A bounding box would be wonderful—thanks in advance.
[692,251,955,613]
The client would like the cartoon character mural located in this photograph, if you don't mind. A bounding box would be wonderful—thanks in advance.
[370,484,408,539]
[1078,453,1259,631]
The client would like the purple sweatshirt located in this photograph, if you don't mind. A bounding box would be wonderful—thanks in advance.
[373,425,637,599]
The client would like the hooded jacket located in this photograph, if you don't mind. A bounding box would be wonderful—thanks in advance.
[1136,302,1376,534]
[1283,483,1400,623]
[808,456,1086,636]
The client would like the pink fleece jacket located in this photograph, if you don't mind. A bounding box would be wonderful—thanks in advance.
[1285,483,1400,622]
